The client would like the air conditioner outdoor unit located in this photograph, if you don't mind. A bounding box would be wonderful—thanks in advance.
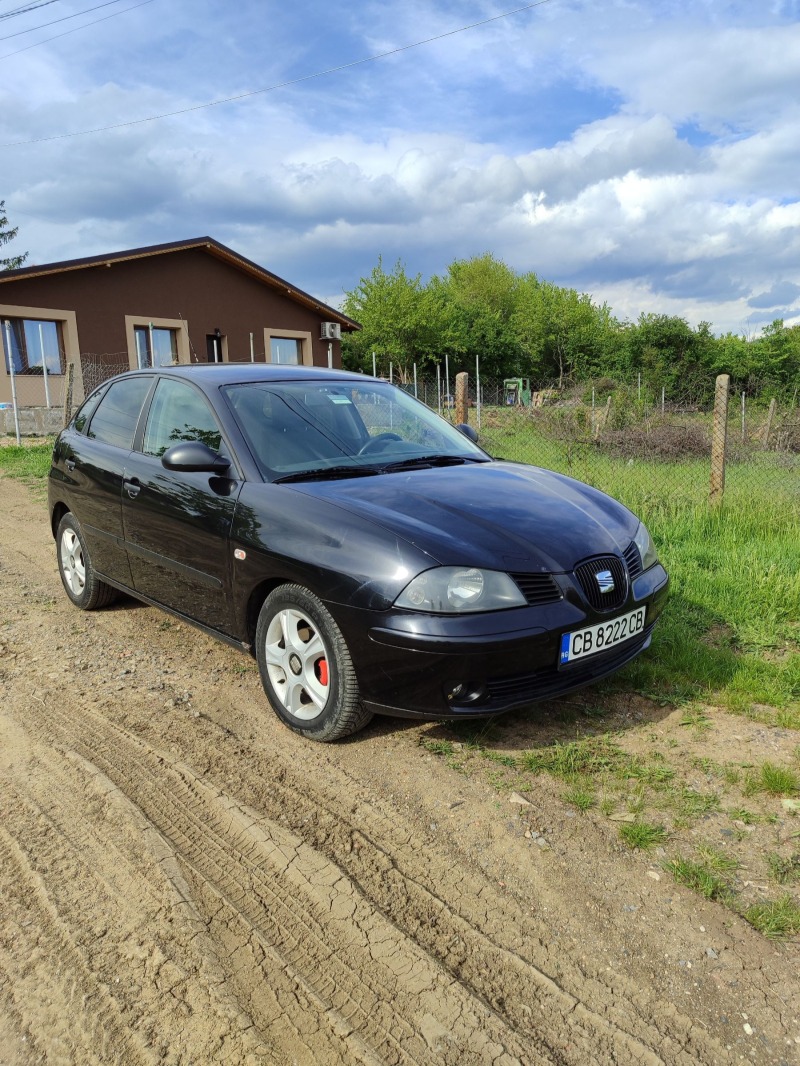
[320,322,342,341]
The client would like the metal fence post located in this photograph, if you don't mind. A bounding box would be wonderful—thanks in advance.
[3,319,21,444]
[710,373,730,506]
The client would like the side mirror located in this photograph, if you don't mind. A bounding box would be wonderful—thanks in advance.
[456,423,478,443]
[161,440,231,473]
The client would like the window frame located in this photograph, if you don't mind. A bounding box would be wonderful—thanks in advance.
[264,327,312,366]
[0,303,79,381]
[125,315,190,370]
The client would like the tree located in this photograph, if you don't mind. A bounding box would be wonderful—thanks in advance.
[431,253,523,378]
[515,276,610,386]
[341,257,449,380]
[0,200,27,270]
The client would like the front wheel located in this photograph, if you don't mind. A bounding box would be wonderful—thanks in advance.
[56,513,118,610]
[255,584,372,741]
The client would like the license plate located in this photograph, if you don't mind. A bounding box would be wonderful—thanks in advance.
[559,607,646,666]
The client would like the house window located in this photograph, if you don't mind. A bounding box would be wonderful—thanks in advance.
[269,337,302,365]
[2,317,64,374]
[134,325,178,368]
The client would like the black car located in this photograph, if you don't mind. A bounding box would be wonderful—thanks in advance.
[48,364,669,741]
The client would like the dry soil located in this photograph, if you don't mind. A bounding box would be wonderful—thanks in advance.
[0,473,798,1065]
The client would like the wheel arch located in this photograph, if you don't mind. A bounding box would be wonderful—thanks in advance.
[50,501,71,539]
[244,578,292,649]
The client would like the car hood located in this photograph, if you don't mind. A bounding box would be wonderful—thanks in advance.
[289,461,639,573]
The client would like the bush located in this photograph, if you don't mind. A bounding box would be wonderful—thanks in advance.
[599,420,710,462]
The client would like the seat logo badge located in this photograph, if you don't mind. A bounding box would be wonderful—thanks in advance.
[596,570,615,594]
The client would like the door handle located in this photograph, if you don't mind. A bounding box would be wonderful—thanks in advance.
[124,477,141,499]
[65,458,76,471]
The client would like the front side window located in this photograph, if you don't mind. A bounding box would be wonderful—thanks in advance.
[87,376,152,449]
[269,337,301,365]
[142,378,223,457]
[134,325,178,368]
[2,317,64,374]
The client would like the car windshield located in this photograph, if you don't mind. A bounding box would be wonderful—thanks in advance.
[223,379,489,480]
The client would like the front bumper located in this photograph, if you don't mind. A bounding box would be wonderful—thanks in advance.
[330,564,669,720]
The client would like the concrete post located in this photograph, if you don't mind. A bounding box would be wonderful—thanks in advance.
[710,374,730,506]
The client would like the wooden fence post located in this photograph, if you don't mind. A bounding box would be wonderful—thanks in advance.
[62,361,75,427]
[762,398,776,451]
[710,373,730,506]
[455,371,468,426]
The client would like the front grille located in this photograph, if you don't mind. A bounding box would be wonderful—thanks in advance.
[485,624,654,705]
[574,555,627,612]
[511,572,562,606]
[623,540,643,580]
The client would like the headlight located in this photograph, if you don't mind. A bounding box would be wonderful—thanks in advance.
[395,567,527,613]
[633,522,659,571]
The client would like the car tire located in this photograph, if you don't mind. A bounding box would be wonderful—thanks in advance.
[256,584,372,741]
[56,513,118,610]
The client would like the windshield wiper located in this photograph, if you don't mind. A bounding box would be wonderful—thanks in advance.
[273,465,380,484]
[380,454,486,473]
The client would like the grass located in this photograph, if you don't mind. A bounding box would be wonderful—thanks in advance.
[744,761,800,798]
[664,856,734,901]
[0,442,53,480]
[619,822,667,850]
[744,895,800,940]
[478,415,800,716]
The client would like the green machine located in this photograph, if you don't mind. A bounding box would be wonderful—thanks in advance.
[503,378,532,407]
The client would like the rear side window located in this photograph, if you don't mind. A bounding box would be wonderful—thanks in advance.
[72,385,107,434]
[87,377,152,449]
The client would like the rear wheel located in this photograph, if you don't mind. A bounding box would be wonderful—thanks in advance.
[256,584,372,741]
[56,513,118,610]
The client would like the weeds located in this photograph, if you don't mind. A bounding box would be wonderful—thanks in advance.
[766,853,800,885]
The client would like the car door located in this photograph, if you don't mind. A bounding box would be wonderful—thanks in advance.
[121,376,241,634]
[60,375,154,587]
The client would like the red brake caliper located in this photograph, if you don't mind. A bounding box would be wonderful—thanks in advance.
[317,659,329,686]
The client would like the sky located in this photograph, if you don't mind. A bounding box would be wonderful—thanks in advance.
[1,0,800,335]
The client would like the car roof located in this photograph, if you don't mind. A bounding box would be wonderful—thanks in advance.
[124,363,375,385]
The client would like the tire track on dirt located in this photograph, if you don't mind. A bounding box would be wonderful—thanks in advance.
[0,827,153,1066]
[18,694,553,1065]
[190,711,734,1066]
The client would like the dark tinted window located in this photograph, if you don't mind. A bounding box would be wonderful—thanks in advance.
[87,376,152,449]
[72,385,107,434]
[142,378,222,457]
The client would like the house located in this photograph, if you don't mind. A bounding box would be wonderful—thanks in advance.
[0,236,360,420]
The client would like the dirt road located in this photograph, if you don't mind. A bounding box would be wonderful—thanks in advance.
[0,474,797,1065]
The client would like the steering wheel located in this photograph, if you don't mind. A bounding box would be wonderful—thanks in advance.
[358,432,402,455]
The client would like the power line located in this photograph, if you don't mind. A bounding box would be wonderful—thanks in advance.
[0,0,154,58]
[0,0,556,149]
[0,0,124,40]
[0,1,62,21]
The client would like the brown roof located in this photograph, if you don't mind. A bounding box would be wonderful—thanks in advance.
[0,236,361,331]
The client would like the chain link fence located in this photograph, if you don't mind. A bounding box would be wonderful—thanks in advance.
[405,374,800,527]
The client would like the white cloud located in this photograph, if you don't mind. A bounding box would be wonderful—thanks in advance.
[1,1,799,336]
